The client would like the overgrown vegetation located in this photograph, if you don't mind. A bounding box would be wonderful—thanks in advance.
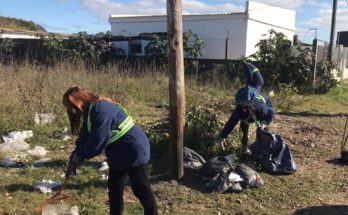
[248,30,338,94]
[0,16,46,31]
[0,62,347,214]
[144,28,205,75]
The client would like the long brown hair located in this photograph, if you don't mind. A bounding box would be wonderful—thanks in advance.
[63,86,113,135]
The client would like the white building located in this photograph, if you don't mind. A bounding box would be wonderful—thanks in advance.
[109,1,296,60]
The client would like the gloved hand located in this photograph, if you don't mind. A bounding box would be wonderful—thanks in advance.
[65,152,83,178]
[69,152,84,166]
[65,163,77,178]
[214,137,226,151]
[259,123,268,131]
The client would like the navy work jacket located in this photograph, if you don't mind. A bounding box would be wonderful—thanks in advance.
[245,63,264,93]
[220,95,275,139]
[73,101,150,170]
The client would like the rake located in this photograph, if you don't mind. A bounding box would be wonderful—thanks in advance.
[34,177,70,214]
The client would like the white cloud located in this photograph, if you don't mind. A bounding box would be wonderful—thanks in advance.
[78,0,243,20]
[304,4,348,32]
[251,0,304,9]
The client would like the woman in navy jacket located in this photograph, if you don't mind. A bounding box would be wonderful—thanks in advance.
[219,94,275,158]
[63,86,157,215]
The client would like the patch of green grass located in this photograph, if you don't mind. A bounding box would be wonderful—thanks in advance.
[293,80,348,113]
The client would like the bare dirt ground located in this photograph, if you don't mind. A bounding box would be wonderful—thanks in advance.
[138,114,348,215]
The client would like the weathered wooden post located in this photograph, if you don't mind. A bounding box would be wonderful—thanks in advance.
[167,0,185,180]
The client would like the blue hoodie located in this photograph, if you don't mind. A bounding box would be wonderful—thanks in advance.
[73,101,150,170]
[220,95,274,139]
[245,63,264,93]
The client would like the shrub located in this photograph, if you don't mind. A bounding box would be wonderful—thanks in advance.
[249,30,338,94]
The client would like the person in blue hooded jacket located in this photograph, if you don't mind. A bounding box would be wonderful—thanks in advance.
[63,86,157,215]
[244,62,264,93]
[218,92,275,158]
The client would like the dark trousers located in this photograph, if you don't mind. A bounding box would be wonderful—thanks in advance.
[108,164,158,215]
[240,120,249,149]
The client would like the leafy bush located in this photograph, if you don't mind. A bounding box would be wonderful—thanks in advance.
[315,60,339,94]
[249,30,338,94]
[142,106,236,159]
[144,29,205,72]
[271,83,305,111]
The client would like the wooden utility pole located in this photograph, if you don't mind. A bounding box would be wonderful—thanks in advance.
[328,0,337,61]
[167,0,185,180]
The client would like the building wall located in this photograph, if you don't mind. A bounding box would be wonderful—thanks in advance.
[110,14,248,59]
[245,1,296,56]
[109,1,295,60]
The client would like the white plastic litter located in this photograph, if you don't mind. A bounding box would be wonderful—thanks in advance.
[34,113,56,125]
[33,180,62,193]
[2,130,33,143]
[41,203,70,215]
[228,172,244,182]
[67,206,79,215]
[33,158,53,166]
[0,139,30,152]
[61,127,71,141]
[224,154,237,165]
[98,161,109,172]
[0,156,17,167]
[27,146,48,157]
[101,174,109,181]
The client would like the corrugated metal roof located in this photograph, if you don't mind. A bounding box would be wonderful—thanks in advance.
[109,12,244,19]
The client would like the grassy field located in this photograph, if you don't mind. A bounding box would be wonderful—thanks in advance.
[0,62,347,215]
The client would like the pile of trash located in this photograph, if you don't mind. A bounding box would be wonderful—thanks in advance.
[184,147,264,193]
[0,130,51,167]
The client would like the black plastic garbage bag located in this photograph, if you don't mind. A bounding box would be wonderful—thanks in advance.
[197,156,232,177]
[206,171,243,193]
[235,163,264,188]
[250,129,297,174]
[184,147,206,170]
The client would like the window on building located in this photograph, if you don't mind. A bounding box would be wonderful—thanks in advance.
[129,40,142,54]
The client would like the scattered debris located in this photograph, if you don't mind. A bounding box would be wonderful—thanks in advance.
[67,206,79,215]
[184,147,206,169]
[0,156,18,167]
[0,130,33,153]
[41,203,70,215]
[0,139,30,153]
[184,147,263,193]
[27,146,48,157]
[33,158,53,167]
[4,192,12,199]
[34,113,56,125]
[98,161,109,172]
[2,130,33,143]
[51,127,71,142]
[33,180,62,193]
[101,174,108,181]
[303,136,314,147]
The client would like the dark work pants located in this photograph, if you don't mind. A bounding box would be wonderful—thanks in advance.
[108,164,158,215]
[240,121,249,150]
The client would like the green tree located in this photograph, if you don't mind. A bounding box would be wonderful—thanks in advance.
[144,29,205,68]
[249,30,338,94]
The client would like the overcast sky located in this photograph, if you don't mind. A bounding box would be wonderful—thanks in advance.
[0,0,347,43]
